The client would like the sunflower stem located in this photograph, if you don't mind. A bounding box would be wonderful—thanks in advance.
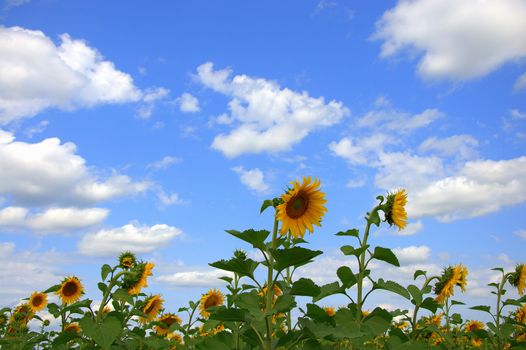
[96,270,129,323]
[411,275,439,338]
[495,272,512,350]
[285,231,292,332]
[264,215,279,350]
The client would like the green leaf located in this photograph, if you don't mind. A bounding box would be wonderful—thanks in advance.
[491,267,504,273]
[313,282,345,302]
[340,245,369,257]
[209,257,259,279]
[413,270,427,280]
[225,229,270,250]
[209,307,252,322]
[268,295,296,315]
[373,279,410,299]
[97,282,107,293]
[372,246,400,267]
[407,284,422,305]
[305,303,333,323]
[260,199,274,214]
[470,305,492,314]
[503,298,522,307]
[420,297,439,313]
[101,264,112,281]
[44,284,61,293]
[79,315,121,350]
[112,288,133,304]
[362,307,393,336]
[235,291,264,320]
[337,266,357,288]
[290,278,321,297]
[368,210,381,226]
[450,300,466,306]
[219,276,233,284]
[270,247,323,272]
[335,229,359,237]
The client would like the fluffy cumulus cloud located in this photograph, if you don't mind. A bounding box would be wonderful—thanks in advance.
[157,269,232,288]
[419,135,478,159]
[392,245,430,265]
[374,0,526,80]
[196,62,349,157]
[0,130,150,207]
[177,92,200,113]
[0,26,168,123]
[78,222,182,256]
[232,166,270,194]
[515,73,526,91]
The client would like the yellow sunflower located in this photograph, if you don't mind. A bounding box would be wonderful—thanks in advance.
[64,322,81,333]
[324,307,336,317]
[425,313,444,327]
[167,332,183,343]
[276,176,327,239]
[56,276,84,305]
[471,338,483,347]
[458,264,468,292]
[29,292,48,313]
[385,189,408,230]
[10,304,33,325]
[155,313,182,336]
[258,284,283,305]
[510,264,526,296]
[435,265,466,304]
[199,289,224,318]
[465,320,484,332]
[126,262,154,295]
[200,323,225,336]
[515,304,526,324]
[140,295,164,324]
[119,251,137,269]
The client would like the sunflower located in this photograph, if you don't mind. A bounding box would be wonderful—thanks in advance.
[10,304,33,325]
[119,251,137,269]
[123,262,154,295]
[167,332,183,343]
[465,320,484,332]
[324,307,336,317]
[396,321,409,330]
[425,313,444,327]
[471,338,483,347]
[29,292,48,313]
[155,313,182,336]
[434,265,466,304]
[200,323,225,336]
[259,284,283,304]
[64,322,81,333]
[199,289,224,318]
[140,295,164,324]
[509,264,526,296]
[56,276,84,305]
[515,304,526,324]
[276,177,327,239]
[384,189,408,230]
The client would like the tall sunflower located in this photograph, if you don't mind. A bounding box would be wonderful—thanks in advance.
[199,289,224,318]
[56,276,84,305]
[384,189,408,230]
[434,265,467,304]
[276,176,327,239]
[465,320,484,332]
[122,262,154,295]
[155,313,182,336]
[516,304,526,324]
[29,292,48,313]
[140,295,164,324]
[509,264,526,296]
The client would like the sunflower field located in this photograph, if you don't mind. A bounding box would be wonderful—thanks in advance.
[1,177,525,350]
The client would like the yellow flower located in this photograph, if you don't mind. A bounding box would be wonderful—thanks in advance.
[199,289,224,318]
[56,276,84,305]
[510,264,526,296]
[259,284,283,305]
[64,323,81,333]
[29,292,48,313]
[515,304,526,324]
[276,177,327,239]
[167,332,183,343]
[125,262,154,295]
[10,304,33,325]
[155,313,182,336]
[396,321,409,330]
[385,189,407,230]
[458,264,468,292]
[471,338,483,347]
[430,332,443,346]
[435,265,466,304]
[324,307,336,317]
[465,320,484,332]
[200,323,225,336]
[140,295,164,324]
[425,313,443,327]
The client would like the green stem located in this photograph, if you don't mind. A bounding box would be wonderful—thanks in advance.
[495,272,512,350]
[265,215,279,350]
[411,275,439,337]
[285,231,292,332]
[444,298,450,332]
[96,270,128,323]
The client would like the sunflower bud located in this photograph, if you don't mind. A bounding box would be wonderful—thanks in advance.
[121,261,154,295]
[119,251,137,269]
[234,249,247,260]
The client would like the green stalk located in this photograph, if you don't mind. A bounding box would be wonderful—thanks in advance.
[96,270,128,323]
[265,215,279,350]
[285,231,292,332]
[411,275,439,337]
[495,272,512,350]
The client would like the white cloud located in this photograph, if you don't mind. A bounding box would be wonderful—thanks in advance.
[177,92,200,113]
[157,269,232,288]
[196,62,349,157]
[24,120,49,138]
[0,130,150,206]
[329,134,394,166]
[136,87,170,119]
[147,156,182,171]
[357,108,443,133]
[2,0,30,10]
[510,109,526,120]
[396,220,423,236]
[374,0,526,80]
[157,191,185,206]
[232,166,270,194]
[407,156,526,221]
[78,222,182,257]
[346,176,367,188]
[515,73,526,91]
[392,245,431,265]
[515,229,526,239]
[0,206,108,233]
[419,135,478,159]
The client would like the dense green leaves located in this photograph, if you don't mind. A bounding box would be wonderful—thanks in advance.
[290,278,321,297]
[209,257,259,279]
[79,315,121,350]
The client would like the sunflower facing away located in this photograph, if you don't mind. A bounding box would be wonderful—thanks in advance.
[434,264,467,304]
[384,189,408,230]
[64,323,81,333]
[276,176,327,239]
[509,264,526,296]
[29,292,48,313]
[140,294,164,324]
[123,262,154,295]
[155,313,182,336]
[199,288,224,318]
[56,276,84,305]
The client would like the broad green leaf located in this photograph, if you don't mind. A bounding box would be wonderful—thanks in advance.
[290,278,321,297]
[313,282,345,302]
[270,247,322,272]
[407,284,422,305]
[362,307,393,336]
[335,229,359,237]
[101,264,112,281]
[97,282,107,293]
[470,305,492,314]
[209,257,259,279]
[44,284,61,293]
[340,245,369,257]
[368,210,381,226]
[268,295,296,315]
[503,298,522,307]
[260,199,274,214]
[413,270,427,280]
[112,288,133,304]
[420,297,439,313]
[374,279,410,299]
[451,299,466,306]
[225,229,270,249]
[337,266,357,288]
[79,315,121,350]
[372,246,400,267]
[209,307,252,322]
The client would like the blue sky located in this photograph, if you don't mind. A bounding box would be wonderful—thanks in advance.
[1,0,525,323]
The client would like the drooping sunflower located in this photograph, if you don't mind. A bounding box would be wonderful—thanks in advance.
[119,251,137,269]
[324,307,336,317]
[384,189,408,230]
[515,304,526,324]
[276,177,327,239]
[64,322,81,333]
[28,291,48,313]
[434,265,466,304]
[199,288,224,318]
[122,262,154,295]
[10,304,33,325]
[56,276,84,305]
[140,294,164,324]
[509,264,526,296]
[465,320,484,332]
[155,313,182,336]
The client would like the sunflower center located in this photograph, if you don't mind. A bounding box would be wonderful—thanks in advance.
[32,295,43,307]
[286,192,309,219]
[62,281,79,297]
[122,257,133,267]
[204,295,220,309]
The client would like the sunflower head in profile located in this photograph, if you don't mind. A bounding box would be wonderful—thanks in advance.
[515,304,526,324]
[276,176,327,239]
[324,307,336,317]
[64,322,81,333]
[29,292,48,313]
[199,289,224,318]
[122,261,154,295]
[154,313,182,336]
[56,276,84,305]
[139,294,164,324]
[464,320,484,332]
[509,264,526,296]
[384,189,408,230]
[10,304,33,325]
[434,265,466,304]
[119,251,137,269]
[167,332,183,343]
